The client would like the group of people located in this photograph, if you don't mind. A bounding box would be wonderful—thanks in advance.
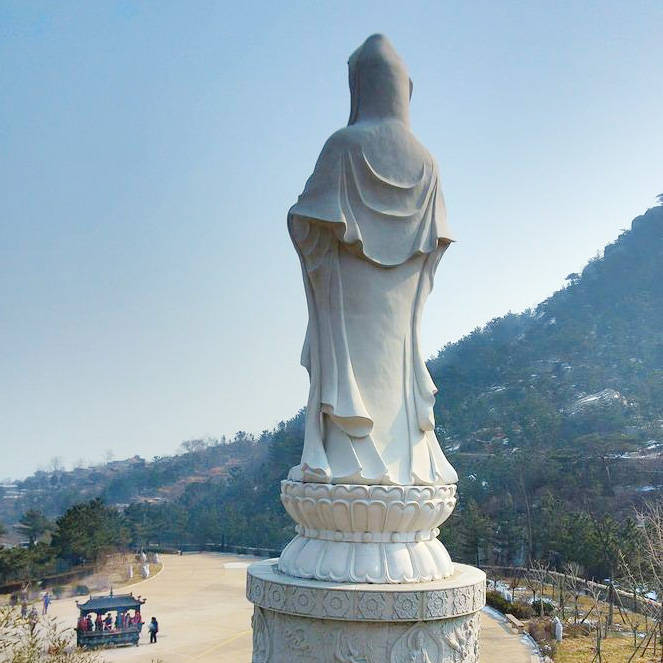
[77,609,143,633]
[19,602,39,632]
[75,611,159,643]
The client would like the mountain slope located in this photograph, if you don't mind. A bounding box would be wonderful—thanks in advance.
[430,203,663,450]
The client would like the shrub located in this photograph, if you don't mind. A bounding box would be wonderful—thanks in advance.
[528,618,550,642]
[52,585,64,598]
[530,598,555,616]
[1,606,100,662]
[509,601,534,620]
[74,585,89,596]
[564,622,592,638]
[486,590,510,613]
[486,591,534,620]
[528,618,557,658]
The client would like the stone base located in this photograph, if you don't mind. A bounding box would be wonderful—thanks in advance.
[247,559,486,663]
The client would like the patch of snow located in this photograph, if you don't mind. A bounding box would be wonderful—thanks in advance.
[482,606,506,621]
[566,388,627,415]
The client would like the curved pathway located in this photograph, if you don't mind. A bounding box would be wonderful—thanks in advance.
[48,553,537,662]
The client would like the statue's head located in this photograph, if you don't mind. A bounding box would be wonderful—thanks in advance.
[348,34,412,126]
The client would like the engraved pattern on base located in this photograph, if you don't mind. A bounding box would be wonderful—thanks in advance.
[246,560,486,622]
[251,607,271,663]
[252,608,480,663]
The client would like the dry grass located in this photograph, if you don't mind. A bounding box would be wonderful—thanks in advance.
[555,633,659,663]
[500,577,645,630]
[92,553,163,591]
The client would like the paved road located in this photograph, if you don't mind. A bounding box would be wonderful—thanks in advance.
[48,553,537,662]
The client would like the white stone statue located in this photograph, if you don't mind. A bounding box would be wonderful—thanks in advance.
[248,35,486,662]
[288,34,457,487]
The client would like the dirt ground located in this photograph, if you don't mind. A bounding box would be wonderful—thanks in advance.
[46,553,538,663]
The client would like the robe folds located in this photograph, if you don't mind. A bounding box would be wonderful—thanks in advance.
[288,119,458,486]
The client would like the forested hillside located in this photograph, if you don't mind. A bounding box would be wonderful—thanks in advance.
[429,203,663,572]
[2,203,661,579]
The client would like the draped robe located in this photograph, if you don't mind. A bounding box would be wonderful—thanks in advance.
[288,119,458,486]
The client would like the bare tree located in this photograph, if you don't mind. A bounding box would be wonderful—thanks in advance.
[562,562,586,625]
[526,561,551,617]
[508,567,526,604]
[587,582,605,663]
[553,571,566,620]
[637,502,663,663]
[619,501,663,663]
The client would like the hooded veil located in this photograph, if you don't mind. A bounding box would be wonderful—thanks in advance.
[288,34,457,486]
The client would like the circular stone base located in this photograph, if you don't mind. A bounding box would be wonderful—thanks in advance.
[247,559,486,663]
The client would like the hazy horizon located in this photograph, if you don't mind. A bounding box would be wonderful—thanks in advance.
[2,2,662,479]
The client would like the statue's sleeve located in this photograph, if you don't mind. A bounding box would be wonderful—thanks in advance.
[289,133,346,228]
[289,131,453,267]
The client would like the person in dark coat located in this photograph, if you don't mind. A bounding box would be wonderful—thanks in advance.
[148,616,159,643]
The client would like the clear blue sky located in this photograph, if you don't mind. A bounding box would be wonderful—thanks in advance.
[1,1,661,479]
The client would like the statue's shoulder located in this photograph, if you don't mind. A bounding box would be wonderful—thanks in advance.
[319,124,366,156]
[305,125,366,180]
[303,121,440,199]
[322,121,435,169]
